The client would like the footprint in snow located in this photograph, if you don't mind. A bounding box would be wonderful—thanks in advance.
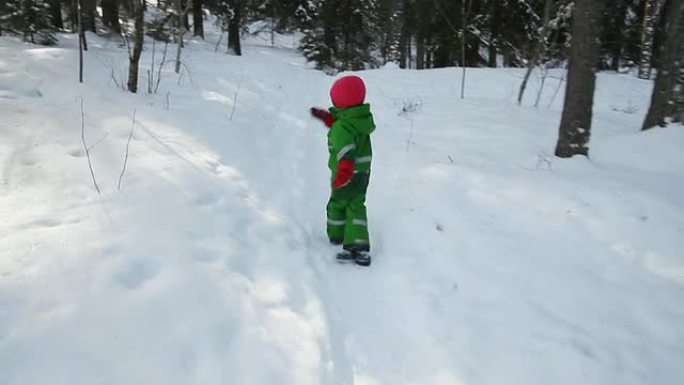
[115,259,159,290]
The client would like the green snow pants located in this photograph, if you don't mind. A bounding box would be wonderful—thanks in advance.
[326,172,370,251]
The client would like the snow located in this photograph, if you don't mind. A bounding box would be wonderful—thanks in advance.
[1,27,683,385]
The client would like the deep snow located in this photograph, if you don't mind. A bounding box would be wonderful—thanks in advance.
[1,26,683,385]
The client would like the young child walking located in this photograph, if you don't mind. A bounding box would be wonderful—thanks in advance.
[311,75,376,266]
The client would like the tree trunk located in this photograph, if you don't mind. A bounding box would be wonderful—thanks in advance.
[49,0,64,30]
[193,0,204,39]
[638,0,661,78]
[81,0,96,33]
[76,0,83,82]
[102,0,122,34]
[416,36,425,69]
[487,0,500,67]
[399,0,410,69]
[128,1,144,93]
[610,0,630,71]
[227,0,242,56]
[182,0,190,30]
[555,0,606,158]
[175,0,185,72]
[642,0,684,129]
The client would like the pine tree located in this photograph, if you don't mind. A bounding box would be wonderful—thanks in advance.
[0,0,58,44]
[298,0,378,72]
[48,0,63,30]
[102,0,122,34]
[297,0,332,69]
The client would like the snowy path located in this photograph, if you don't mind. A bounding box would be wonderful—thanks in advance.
[1,32,683,385]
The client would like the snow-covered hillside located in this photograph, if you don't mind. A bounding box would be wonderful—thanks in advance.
[1,29,683,385]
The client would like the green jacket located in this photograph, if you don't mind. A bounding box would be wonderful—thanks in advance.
[327,104,375,179]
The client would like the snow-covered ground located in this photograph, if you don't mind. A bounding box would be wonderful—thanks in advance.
[1,26,683,385]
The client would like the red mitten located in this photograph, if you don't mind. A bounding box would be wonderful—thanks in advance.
[310,107,334,127]
[332,159,354,189]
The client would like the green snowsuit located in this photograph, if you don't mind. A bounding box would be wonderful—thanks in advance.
[326,104,375,251]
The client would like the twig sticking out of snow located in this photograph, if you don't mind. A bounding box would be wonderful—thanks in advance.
[215,33,225,53]
[230,75,245,121]
[79,98,101,195]
[547,73,565,110]
[118,109,136,191]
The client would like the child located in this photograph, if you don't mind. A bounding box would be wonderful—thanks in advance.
[311,75,375,266]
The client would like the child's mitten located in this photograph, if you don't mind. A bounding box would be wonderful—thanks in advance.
[332,159,354,189]
[310,107,334,127]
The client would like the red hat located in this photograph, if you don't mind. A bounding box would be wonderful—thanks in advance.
[330,75,366,108]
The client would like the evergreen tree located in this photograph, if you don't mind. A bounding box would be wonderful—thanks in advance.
[102,0,122,34]
[297,0,332,69]
[0,0,57,44]
[48,0,63,30]
[298,0,378,72]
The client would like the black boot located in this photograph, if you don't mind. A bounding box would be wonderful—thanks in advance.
[336,246,371,266]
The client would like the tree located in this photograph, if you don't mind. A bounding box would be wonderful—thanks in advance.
[81,0,96,32]
[174,0,191,72]
[601,0,632,71]
[227,0,242,55]
[193,0,204,38]
[212,0,242,55]
[48,0,63,30]
[638,0,663,78]
[102,0,122,34]
[0,0,58,44]
[642,0,684,129]
[127,0,145,92]
[298,0,378,72]
[555,0,607,158]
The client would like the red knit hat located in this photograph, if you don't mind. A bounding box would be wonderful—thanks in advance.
[330,75,366,108]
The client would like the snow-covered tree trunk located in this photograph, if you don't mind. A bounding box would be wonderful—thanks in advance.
[555,0,606,158]
[638,0,662,79]
[642,0,684,129]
